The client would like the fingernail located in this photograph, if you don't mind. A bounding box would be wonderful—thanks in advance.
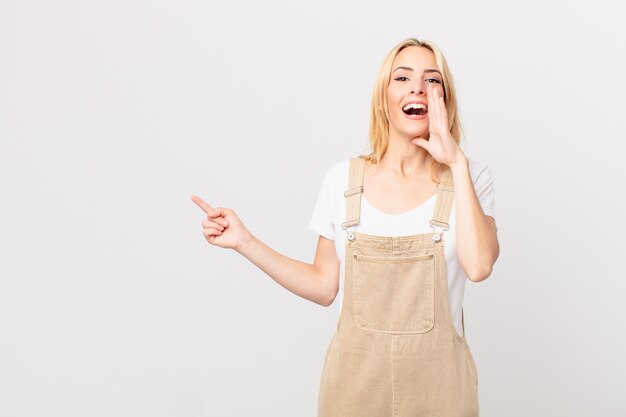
[223,221,228,226]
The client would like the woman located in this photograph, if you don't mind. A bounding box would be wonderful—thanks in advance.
[192,38,499,416]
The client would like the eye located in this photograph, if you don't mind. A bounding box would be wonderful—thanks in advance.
[426,77,442,84]
[394,76,409,82]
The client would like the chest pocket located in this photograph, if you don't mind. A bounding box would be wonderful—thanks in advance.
[351,252,435,335]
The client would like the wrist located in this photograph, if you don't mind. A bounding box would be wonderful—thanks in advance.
[448,152,468,170]
[235,229,256,255]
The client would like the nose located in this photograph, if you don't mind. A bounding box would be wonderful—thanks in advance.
[410,80,426,95]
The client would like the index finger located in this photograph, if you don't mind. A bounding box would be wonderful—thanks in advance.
[191,195,213,214]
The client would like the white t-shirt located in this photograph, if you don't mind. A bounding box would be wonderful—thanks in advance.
[308,157,496,339]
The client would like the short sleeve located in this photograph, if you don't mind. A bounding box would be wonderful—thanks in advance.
[470,161,496,228]
[308,168,336,241]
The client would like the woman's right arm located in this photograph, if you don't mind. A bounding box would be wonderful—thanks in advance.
[237,233,339,307]
[191,195,340,307]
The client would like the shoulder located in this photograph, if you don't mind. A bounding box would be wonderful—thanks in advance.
[330,158,351,175]
[323,158,351,185]
[316,157,362,203]
[465,157,494,185]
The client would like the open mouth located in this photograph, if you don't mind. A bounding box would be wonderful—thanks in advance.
[402,102,428,117]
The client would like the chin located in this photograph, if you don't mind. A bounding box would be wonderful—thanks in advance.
[404,123,428,136]
[404,130,429,139]
[390,121,429,139]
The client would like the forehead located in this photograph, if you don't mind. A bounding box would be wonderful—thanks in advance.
[392,46,438,70]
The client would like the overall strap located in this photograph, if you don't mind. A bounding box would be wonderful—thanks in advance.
[342,157,366,231]
[430,166,454,241]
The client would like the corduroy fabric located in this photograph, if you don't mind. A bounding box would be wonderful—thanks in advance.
[318,157,479,417]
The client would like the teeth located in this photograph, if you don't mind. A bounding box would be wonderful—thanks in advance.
[402,102,428,111]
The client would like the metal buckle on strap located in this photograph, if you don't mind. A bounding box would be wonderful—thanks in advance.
[341,221,357,241]
[342,185,362,241]
[430,220,449,242]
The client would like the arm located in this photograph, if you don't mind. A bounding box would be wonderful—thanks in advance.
[449,155,500,282]
[237,233,340,306]
[411,83,499,283]
[191,195,340,307]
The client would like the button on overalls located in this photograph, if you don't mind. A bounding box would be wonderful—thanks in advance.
[317,157,479,417]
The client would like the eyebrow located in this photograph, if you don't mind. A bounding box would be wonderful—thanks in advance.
[392,66,442,76]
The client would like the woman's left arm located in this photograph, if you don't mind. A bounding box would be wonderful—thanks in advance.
[411,83,499,282]
[449,155,499,282]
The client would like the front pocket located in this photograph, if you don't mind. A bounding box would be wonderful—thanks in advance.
[351,252,435,334]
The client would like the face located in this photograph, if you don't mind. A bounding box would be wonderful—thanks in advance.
[386,46,445,140]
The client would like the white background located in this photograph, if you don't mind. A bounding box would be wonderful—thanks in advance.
[1,1,625,416]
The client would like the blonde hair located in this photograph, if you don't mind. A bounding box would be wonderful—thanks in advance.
[361,38,464,183]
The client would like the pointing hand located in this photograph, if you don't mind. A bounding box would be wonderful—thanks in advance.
[191,195,249,251]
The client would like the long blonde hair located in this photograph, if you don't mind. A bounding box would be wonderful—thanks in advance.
[361,38,464,183]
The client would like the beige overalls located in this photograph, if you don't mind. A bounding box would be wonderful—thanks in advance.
[317,156,479,417]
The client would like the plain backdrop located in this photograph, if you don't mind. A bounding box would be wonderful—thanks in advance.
[1,1,625,416]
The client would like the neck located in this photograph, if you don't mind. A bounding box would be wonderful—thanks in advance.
[375,132,432,178]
